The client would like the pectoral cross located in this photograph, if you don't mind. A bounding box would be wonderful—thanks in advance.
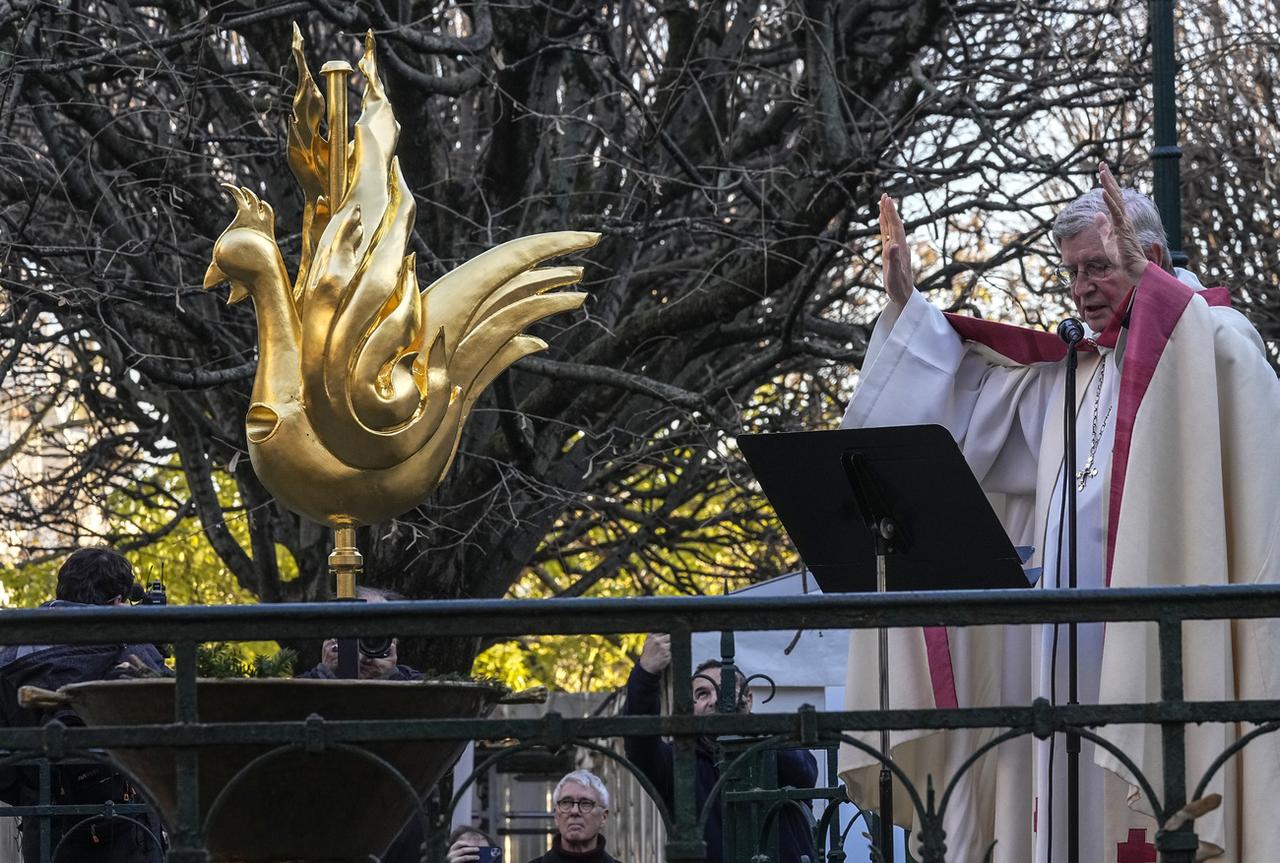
[1075,454,1099,491]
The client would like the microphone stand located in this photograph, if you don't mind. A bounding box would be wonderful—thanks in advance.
[1061,326,1082,863]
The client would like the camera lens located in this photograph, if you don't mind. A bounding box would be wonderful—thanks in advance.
[357,637,393,659]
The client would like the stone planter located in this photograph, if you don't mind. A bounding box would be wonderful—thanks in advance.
[51,677,505,862]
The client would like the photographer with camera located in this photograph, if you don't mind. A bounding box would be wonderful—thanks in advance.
[298,586,420,681]
[446,825,501,863]
[0,547,168,863]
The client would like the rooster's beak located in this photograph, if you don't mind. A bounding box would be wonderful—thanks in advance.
[203,261,229,290]
[203,261,250,304]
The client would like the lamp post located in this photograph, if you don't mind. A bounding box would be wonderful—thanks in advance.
[1149,0,1186,267]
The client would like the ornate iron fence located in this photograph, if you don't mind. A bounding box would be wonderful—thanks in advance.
[1,584,1278,863]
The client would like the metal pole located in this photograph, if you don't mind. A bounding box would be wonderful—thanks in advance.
[1149,0,1185,267]
[876,526,894,863]
[330,525,362,679]
[320,60,353,211]
[1065,348,1080,863]
[719,630,738,715]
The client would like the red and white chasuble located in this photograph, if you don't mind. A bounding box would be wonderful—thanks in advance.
[837,266,1280,862]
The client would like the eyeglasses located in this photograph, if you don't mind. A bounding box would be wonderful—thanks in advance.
[1054,260,1114,285]
[555,798,598,814]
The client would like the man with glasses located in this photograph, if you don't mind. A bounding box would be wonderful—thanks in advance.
[837,163,1280,863]
[525,770,619,863]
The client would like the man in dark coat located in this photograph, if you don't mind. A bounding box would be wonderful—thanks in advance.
[525,770,620,863]
[624,634,819,862]
[0,548,167,863]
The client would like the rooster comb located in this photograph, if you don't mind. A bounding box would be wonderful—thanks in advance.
[220,183,276,236]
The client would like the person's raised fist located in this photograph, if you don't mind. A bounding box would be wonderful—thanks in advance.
[638,633,672,674]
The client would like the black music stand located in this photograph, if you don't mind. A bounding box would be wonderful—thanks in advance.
[738,425,1032,862]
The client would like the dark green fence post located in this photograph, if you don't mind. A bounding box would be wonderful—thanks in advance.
[1155,618,1195,863]
[667,625,706,862]
[38,759,51,863]
[168,640,207,863]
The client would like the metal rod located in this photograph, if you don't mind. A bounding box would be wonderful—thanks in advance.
[719,629,738,715]
[320,60,353,211]
[668,626,703,862]
[4,586,1280,646]
[1158,618,1195,863]
[1149,0,1185,267]
[877,544,894,863]
[173,641,203,860]
[1065,346,1080,863]
[329,525,362,679]
[330,525,361,600]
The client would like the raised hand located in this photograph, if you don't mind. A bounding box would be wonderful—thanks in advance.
[446,840,482,863]
[1096,162,1150,285]
[879,194,916,309]
[638,633,672,674]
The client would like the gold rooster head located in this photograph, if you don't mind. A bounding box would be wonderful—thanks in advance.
[203,184,280,304]
[202,25,598,530]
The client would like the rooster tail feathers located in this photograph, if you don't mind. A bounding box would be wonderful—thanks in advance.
[451,291,586,391]
[422,231,599,353]
[426,294,584,487]
[472,266,587,323]
[432,334,550,489]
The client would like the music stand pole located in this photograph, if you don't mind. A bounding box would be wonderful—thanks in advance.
[839,450,898,863]
[875,519,895,863]
[1065,345,1080,863]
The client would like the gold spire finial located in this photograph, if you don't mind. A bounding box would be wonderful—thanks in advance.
[203,27,598,593]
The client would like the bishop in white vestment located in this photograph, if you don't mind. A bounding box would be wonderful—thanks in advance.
[837,164,1280,863]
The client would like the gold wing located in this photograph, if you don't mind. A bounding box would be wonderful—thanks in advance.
[286,30,596,472]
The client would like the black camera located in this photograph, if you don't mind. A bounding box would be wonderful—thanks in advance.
[357,637,393,659]
[129,580,167,606]
[143,580,167,606]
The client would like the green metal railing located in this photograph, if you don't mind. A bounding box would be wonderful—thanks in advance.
[1,584,1278,862]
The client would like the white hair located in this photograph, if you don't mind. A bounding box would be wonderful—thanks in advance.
[1051,186,1174,273]
[553,769,610,810]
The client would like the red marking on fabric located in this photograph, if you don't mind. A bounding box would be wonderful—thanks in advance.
[1104,268,1194,584]
[944,314,1085,364]
[923,627,959,709]
[1116,828,1156,862]
[1200,285,1232,307]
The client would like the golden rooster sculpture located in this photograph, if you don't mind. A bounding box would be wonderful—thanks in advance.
[203,26,596,589]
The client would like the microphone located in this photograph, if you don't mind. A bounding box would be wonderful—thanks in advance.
[1057,318,1085,346]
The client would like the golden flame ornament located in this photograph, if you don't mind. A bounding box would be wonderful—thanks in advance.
[203,26,597,592]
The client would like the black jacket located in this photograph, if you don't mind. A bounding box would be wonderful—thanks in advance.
[0,605,167,863]
[525,835,621,863]
[623,664,818,863]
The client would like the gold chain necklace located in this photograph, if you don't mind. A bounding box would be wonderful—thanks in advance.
[1075,354,1114,492]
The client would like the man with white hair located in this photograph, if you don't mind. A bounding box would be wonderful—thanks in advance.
[837,163,1280,862]
[525,770,620,863]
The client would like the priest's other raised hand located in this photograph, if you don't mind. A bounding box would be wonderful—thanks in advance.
[878,194,915,310]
